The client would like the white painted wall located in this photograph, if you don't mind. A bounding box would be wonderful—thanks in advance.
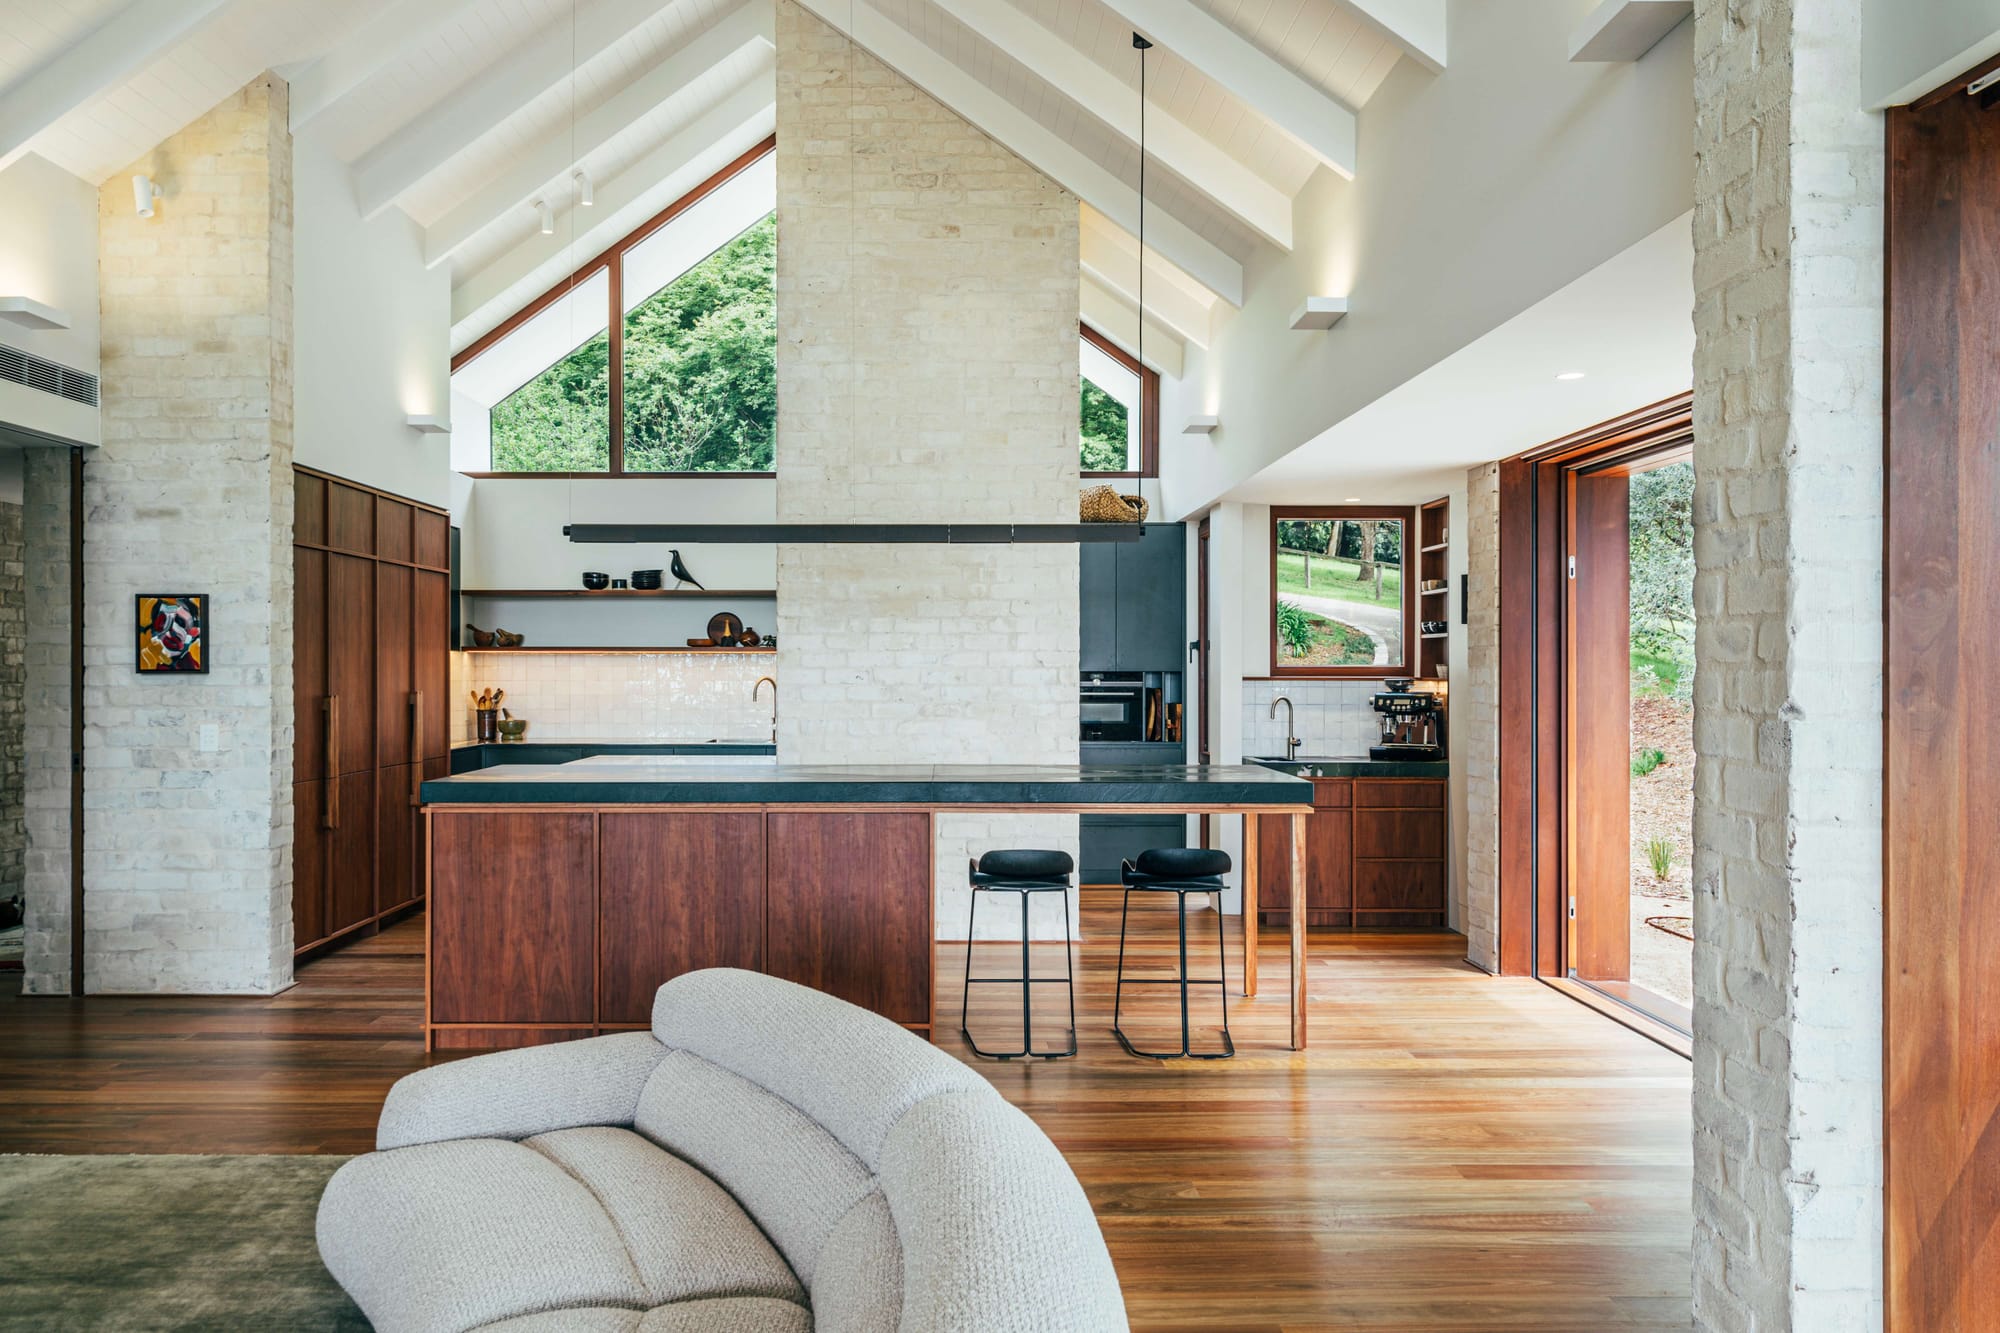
[0,153,100,445]
[1862,0,2000,105]
[459,476,777,591]
[1159,0,1694,520]
[292,133,452,506]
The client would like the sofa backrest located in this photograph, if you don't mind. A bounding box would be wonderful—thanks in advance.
[640,969,1127,1333]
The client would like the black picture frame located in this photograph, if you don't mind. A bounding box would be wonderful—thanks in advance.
[135,593,209,674]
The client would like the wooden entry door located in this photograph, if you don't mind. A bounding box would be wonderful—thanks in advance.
[1886,74,2000,1330]
[1566,470,1631,982]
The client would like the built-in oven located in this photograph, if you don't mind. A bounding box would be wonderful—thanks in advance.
[1080,672,1147,742]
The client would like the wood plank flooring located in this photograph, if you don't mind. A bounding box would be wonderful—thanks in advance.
[0,892,1692,1330]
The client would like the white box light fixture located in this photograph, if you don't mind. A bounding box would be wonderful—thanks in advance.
[1291,297,1348,331]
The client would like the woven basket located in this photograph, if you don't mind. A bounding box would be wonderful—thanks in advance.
[1079,485,1149,523]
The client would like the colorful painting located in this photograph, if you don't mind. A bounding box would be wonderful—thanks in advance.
[136,594,207,674]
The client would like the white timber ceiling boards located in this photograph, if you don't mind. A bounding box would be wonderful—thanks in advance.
[0,0,1438,348]
[1568,1,1693,63]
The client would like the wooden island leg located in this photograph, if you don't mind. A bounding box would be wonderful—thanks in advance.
[1240,812,1258,997]
[1290,809,1308,1050]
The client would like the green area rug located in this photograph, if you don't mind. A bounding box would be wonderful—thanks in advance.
[0,1154,367,1331]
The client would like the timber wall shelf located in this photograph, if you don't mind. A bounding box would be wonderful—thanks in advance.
[459,645,776,655]
[462,589,776,599]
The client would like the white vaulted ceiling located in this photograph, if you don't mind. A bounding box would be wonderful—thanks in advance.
[0,0,1443,359]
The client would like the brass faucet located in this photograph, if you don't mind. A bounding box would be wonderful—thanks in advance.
[753,676,777,747]
[1269,695,1301,761]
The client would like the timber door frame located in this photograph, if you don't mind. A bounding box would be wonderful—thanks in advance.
[1884,56,2000,1331]
[1495,396,1693,1045]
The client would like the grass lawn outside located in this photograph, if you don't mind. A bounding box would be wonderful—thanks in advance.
[1282,611,1377,667]
[1275,548,1401,608]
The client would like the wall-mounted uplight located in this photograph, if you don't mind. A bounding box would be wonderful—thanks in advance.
[405,414,452,434]
[1556,370,1587,381]
[1290,296,1348,331]
[0,296,72,331]
[1182,415,1220,436]
[574,169,593,207]
[535,199,554,235]
[132,174,162,218]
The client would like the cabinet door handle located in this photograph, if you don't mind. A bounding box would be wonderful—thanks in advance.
[323,696,339,829]
[409,692,423,807]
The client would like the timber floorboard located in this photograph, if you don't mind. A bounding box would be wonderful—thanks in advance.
[0,891,1692,1330]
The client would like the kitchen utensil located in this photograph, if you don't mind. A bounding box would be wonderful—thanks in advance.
[496,717,528,742]
[582,572,609,590]
[630,568,662,590]
[611,579,628,589]
[1385,677,1414,692]
[685,638,715,647]
[466,625,497,648]
[475,708,498,743]
[707,611,743,645]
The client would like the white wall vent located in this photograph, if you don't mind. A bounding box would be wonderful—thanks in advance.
[0,344,99,407]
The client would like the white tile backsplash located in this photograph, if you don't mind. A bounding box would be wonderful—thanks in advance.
[1239,679,1382,759]
[454,652,776,744]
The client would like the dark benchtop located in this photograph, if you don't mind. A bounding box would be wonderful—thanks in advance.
[422,761,1313,807]
[450,740,775,772]
[1248,756,1450,779]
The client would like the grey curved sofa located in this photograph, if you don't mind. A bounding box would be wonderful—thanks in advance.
[317,968,1127,1333]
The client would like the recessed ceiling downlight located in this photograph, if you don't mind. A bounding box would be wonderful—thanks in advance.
[1556,370,1587,381]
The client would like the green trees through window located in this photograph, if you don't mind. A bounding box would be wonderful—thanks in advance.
[1080,377,1129,472]
[487,213,776,473]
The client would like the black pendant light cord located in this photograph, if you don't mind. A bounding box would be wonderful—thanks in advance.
[1133,32,1150,457]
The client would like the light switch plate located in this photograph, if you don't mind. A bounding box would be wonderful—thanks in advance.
[199,723,220,751]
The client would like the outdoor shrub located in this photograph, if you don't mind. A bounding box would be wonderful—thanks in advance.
[1631,747,1665,777]
[1645,837,1674,881]
[1276,599,1314,657]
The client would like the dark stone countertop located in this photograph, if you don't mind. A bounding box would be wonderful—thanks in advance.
[1247,756,1450,779]
[422,761,1313,807]
[449,740,775,773]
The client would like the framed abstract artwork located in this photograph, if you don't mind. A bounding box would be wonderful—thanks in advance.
[136,594,208,674]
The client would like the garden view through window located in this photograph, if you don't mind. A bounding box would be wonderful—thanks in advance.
[1272,511,1409,673]
[484,211,776,473]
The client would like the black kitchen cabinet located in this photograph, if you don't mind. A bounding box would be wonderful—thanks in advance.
[1080,523,1185,673]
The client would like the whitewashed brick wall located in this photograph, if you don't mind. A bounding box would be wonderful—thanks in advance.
[1459,462,1499,973]
[23,77,295,995]
[773,0,1080,941]
[1691,0,1884,1327]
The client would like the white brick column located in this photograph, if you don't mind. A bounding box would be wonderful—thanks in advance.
[24,76,296,995]
[1691,0,1884,1327]
[1459,461,1500,973]
[771,1,1080,939]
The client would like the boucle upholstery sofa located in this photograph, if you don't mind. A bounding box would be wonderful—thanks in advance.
[317,968,1127,1333]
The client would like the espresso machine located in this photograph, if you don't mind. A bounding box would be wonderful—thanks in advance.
[1369,679,1445,761]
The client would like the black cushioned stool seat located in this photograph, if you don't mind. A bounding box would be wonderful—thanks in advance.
[973,848,1076,883]
[961,850,1076,1060]
[1114,848,1235,1060]
[1131,847,1230,881]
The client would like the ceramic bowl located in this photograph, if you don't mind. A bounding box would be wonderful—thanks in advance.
[582,572,610,590]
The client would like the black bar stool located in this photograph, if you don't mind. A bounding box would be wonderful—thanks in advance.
[960,849,1078,1060]
[1113,847,1234,1060]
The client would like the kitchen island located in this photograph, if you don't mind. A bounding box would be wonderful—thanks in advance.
[419,760,1315,1050]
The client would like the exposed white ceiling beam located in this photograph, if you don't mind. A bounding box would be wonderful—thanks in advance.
[1078,206,1213,349]
[1341,0,1447,74]
[793,0,1242,305]
[0,0,230,172]
[289,0,486,132]
[928,0,1290,251]
[424,2,772,270]
[452,74,774,332]
[1569,1,1692,62]
[352,0,681,220]
[1081,275,1184,380]
[1095,0,1356,180]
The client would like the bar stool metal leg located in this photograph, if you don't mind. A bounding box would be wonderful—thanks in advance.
[961,872,1078,1061]
[1113,884,1236,1061]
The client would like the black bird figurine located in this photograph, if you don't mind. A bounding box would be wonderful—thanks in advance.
[669,550,705,591]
